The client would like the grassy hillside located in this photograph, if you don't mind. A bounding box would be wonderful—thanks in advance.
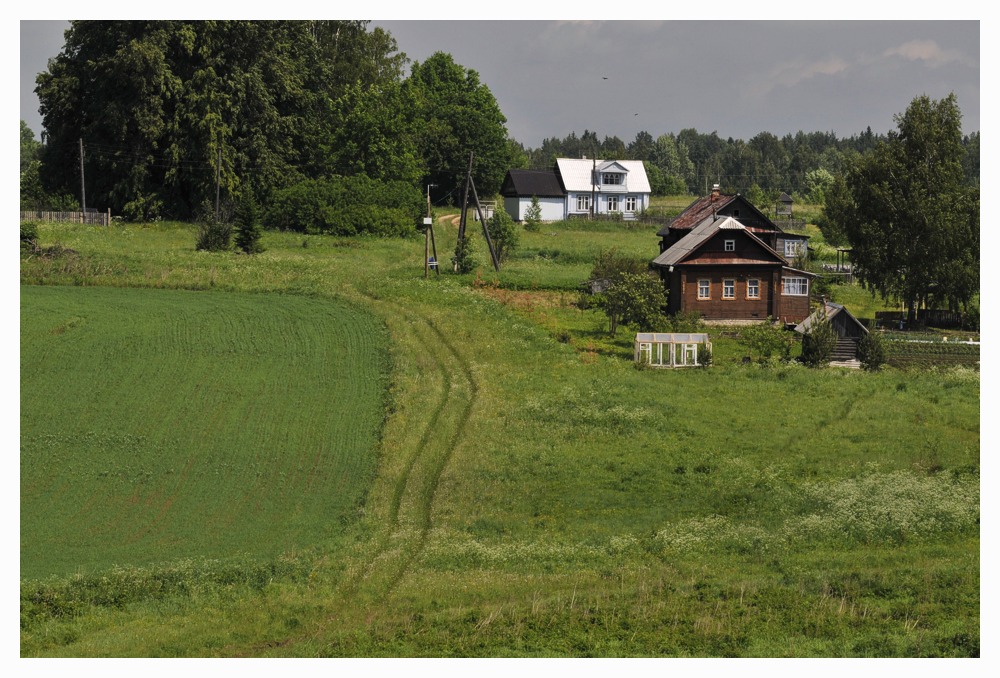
[20,219,979,657]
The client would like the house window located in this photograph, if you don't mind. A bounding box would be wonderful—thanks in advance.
[576,194,591,212]
[697,279,710,299]
[784,240,802,258]
[783,276,808,296]
[747,278,760,299]
[608,195,619,211]
[723,279,735,299]
[724,239,735,252]
[602,173,623,185]
[732,209,740,218]
[625,196,637,212]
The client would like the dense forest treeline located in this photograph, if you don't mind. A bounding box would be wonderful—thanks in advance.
[509,127,980,200]
[23,20,980,222]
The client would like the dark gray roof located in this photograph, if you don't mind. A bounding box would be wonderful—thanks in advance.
[794,300,867,335]
[500,169,566,198]
[652,216,786,268]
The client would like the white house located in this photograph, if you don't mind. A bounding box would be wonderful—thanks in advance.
[499,158,651,222]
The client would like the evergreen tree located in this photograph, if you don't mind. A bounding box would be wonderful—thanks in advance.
[234,192,264,254]
[524,195,542,232]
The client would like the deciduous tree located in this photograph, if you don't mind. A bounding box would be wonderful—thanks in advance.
[824,94,979,320]
[407,52,510,204]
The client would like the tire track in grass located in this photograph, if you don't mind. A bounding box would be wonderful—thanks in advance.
[332,307,454,599]
[338,307,474,599]
[280,301,478,655]
[374,315,477,597]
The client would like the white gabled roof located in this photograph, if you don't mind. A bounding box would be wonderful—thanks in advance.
[555,158,651,194]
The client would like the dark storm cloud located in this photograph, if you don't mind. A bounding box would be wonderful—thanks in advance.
[373,20,979,146]
[20,19,980,146]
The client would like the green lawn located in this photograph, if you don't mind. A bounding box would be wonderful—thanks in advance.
[20,219,979,657]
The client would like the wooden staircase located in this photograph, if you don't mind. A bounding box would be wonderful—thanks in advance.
[829,338,861,368]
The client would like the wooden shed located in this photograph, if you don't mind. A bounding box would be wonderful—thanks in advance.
[634,332,712,368]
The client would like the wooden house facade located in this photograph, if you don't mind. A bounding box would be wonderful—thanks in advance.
[652,214,814,324]
[656,188,808,267]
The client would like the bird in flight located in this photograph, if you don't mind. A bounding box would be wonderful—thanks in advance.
[602,76,608,80]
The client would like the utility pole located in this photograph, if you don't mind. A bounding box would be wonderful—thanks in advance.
[79,138,86,213]
[425,184,438,278]
[454,152,499,272]
[426,183,436,219]
[215,147,222,221]
[469,175,499,272]
[590,155,596,219]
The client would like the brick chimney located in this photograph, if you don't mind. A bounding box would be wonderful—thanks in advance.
[711,183,720,201]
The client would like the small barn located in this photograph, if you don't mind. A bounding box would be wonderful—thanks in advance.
[634,332,712,368]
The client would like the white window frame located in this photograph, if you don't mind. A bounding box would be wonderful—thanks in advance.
[697,279,711,300]
[724,239,736,252]
[602,173,623,185]
[783,276,808,296]
[607,195,619,212]
[625,196,637,212]
[576,194,591,212]
[723,279,735,299]
[747,278,760,299]
[784,240,802,258]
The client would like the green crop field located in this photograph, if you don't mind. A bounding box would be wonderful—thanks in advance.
[19,218,979,658]
[21,285,388,578]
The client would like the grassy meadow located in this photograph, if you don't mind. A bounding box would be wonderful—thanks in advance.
[19,213,979,657]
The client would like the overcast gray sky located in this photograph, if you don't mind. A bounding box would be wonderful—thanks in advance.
[20,18,980,147]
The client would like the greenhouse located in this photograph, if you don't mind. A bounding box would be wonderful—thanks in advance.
[634,332,712,368]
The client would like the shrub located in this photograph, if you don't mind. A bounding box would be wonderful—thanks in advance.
[599,271,667,336]
[667,310,705,332]
[20,221,39,252]
[589,248,648,283]
[121,194,164,223]
[263,176,422,236]
[738,318,794,363]
[195,200,232,252]
[487,203,519,264]
[858,331,887,371]
[799,310,837,367]
[453,232,477,274]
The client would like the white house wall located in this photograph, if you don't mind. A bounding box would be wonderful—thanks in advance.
[503,196,522,221]
[506,196,568,222]
[539,197,565,221]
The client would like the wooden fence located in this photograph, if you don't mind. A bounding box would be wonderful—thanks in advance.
[20,210,111,226]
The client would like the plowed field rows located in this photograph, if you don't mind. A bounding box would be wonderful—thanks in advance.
[20,285,387,578]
